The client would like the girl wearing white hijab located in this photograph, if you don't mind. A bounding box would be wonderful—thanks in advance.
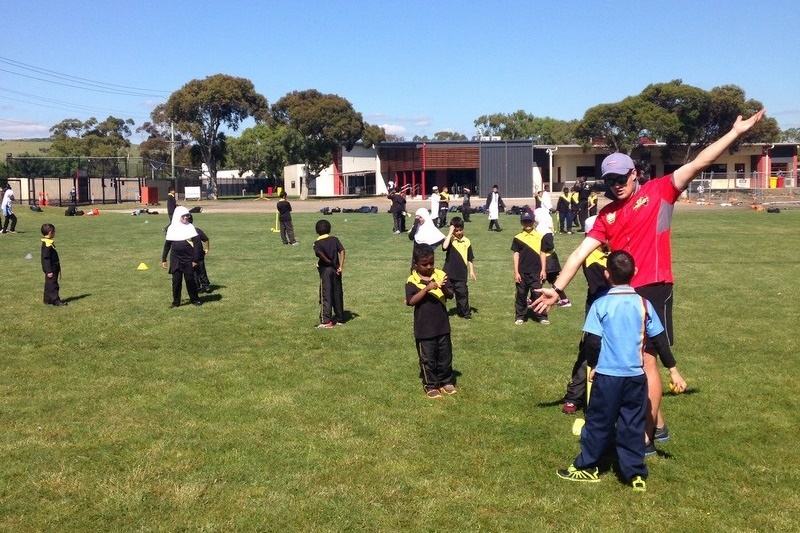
[408,207,446,271]
[409,207,446,246]
[1,184,17,234]
[161,206,203,307]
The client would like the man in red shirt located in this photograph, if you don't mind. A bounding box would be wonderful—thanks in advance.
[534,110,765,451]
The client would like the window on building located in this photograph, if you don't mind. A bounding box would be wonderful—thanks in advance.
[576,166,595,179]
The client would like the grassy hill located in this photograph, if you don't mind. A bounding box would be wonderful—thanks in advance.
[1,138,140,158]
[0,138,52,157]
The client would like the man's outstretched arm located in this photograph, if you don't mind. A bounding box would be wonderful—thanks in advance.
[673,110,765,191]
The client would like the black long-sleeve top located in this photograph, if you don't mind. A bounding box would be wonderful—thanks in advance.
[41,239,61,276]
[162,237,202,274]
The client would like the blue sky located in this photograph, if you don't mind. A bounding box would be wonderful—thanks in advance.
[2,0,798,141]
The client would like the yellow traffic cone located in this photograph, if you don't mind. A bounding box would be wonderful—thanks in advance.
[137,262,149,270]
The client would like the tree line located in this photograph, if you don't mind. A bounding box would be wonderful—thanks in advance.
[4,76,793,195]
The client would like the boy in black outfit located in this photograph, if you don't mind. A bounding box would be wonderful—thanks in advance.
[512,209,549,325]
[164,186,177,233]
[389,188,407,234]
[41,223,67,306]
[406,243,457,398]
[187,214,212,293]
[561,222,610,413]
[277,191,298,245]
[442,217,476,319]
[313,219,345,328]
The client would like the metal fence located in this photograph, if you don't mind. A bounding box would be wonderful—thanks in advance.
[5,155,201,205]
[684,171,797,204]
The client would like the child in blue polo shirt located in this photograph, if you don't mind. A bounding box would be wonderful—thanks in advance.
[557,250,686,491]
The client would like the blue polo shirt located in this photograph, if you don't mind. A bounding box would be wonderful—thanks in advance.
[582,286,665,377]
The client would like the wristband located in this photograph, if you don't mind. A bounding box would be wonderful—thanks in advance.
[553,285,566,299]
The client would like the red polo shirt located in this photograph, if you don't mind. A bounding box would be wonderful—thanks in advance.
[588,175,682,287]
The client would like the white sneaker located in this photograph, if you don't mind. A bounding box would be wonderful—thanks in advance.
[514,319,524,325]
[540,319,551,325]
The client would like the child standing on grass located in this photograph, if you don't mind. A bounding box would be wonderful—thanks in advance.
[557,250,686,491]
[442,217,476,319]
[313,219,345,328]
[41,223,67,306]
[512,208,549,325]
[2,183,17,234]
[187,214,212,293]
[162,206,203,308]
[406,243,457,398]
[277,191,298,246]
[535,203,571,307]
[562,216,610,415]
[164,185,177,233]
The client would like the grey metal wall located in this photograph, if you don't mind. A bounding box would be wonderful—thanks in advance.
[478,141,535,198]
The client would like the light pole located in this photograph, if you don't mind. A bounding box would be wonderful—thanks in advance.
[546,146,558,193]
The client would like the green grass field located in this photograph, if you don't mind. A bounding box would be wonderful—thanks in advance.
[0,139,52,158]
[1,205,798,532]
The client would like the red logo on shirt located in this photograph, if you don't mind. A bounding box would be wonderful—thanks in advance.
[633,196,649,210]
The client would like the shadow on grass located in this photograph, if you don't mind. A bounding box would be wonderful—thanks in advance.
[199,293,222,304]
[536,399,564,409]
[339,310,360,323]
[662,388,699,398]
[448,306,478,318]
[62,294,91,303]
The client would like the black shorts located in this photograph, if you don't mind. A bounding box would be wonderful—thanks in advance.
[635,283,674,349]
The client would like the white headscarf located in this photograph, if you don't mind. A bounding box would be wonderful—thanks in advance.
[534,206,553,235]
[413,207,446,246]
[583,215,597,234]
[165,206,199,241]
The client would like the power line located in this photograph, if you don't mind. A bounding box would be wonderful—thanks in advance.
[0,86,153,121]
[0,56,170,97]
[0,67,168,98]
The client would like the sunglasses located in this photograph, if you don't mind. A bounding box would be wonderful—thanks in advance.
[604,171,632,187]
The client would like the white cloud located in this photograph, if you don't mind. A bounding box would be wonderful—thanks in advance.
[381,124,407,136]
[0,120,50,140]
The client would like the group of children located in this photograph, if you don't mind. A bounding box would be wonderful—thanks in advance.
[405,199,690,492]
[34,189,677,493]
[405,201,571,399]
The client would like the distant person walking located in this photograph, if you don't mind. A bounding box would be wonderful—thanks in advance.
[461,187,472,222]
[1,183,17,234]
[485,184,505,232]
[277,191,299,246]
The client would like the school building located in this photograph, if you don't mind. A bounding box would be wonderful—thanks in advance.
[284,140,799,200]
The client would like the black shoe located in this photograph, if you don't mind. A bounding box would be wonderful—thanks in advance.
[170,302,180,308]
[644,441,657,457]
[191,300,203,306]
[52,301,68,307]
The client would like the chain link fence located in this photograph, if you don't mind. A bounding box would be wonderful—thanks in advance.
[684,171,797,205]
